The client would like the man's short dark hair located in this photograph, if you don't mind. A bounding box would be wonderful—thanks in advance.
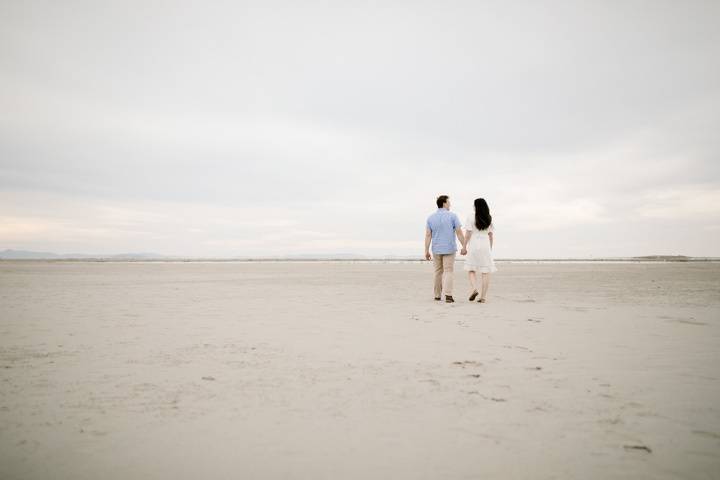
[436,195,449,208]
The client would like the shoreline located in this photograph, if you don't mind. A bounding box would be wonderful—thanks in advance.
[1,258,718,264]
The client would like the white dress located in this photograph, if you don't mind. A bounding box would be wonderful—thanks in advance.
[464,215,497,273]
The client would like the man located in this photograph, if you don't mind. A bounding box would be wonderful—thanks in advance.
[425,195,467,303]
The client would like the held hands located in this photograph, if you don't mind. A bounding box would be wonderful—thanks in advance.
[426,248,466,258]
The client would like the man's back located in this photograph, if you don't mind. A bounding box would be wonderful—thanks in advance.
[426,209,461,255]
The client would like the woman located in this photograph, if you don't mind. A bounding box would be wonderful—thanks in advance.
[464,198,497,302]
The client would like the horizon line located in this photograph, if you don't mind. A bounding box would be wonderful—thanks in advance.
[2,249,718,262]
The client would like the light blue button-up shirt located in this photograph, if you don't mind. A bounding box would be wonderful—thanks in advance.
[426,209,462,255]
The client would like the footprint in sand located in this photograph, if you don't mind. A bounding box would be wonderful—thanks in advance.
[675,319,708,326]
[599,416,623,425]
[624,444,652,453]
[658,315,708,326]
[420,378,441,386]
[475,394,508,402]
[502,345,531,351]
[452,360,482,368]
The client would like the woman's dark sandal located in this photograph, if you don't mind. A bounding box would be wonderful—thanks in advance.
[434,297,442,301]
[469,291,479,301]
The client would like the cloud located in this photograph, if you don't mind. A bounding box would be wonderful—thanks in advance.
[1,0,719,257]
[635,186,720,220]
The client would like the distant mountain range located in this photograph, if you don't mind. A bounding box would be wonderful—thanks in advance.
[0,249,378,260]
[0,249,167,260]
[1,249,715,262]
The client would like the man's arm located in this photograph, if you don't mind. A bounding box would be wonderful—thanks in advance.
[456,228,467,255]
[424,228,432,260]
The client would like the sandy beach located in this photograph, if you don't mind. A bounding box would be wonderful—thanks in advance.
[1,261,719,479]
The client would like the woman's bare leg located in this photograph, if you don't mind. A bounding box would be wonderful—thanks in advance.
[480,273,491,301]
[468,271,479,300]
[468,271,478,291]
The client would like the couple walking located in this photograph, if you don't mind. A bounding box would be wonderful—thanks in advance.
[424,195,496,303]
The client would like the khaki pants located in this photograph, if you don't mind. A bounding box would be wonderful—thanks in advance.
[433,253,455,297]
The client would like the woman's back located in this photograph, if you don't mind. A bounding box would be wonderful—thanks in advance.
[465,215,494,236]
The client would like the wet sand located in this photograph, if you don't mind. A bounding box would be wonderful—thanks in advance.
[1,261,719,479]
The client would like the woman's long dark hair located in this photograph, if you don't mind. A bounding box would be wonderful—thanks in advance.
[474,198,492,231]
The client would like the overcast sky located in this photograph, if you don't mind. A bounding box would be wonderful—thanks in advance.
[1,0,719,257]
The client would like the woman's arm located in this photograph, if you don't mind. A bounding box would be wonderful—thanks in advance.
[464,230,472,247]
[456,228,467,255]
[489,231,494,249]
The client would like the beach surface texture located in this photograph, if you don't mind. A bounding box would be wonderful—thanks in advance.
[1,261,719,479]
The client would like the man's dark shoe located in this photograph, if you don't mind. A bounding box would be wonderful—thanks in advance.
[469,290,479,301]
[445,295,455,303]
[434,297,442,301]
